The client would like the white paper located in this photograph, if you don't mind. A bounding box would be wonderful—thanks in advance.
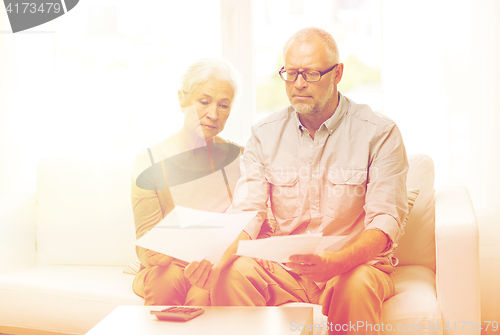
[135,206,257,263]
[236,234,349,263]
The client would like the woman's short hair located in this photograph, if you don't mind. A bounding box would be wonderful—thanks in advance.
[283,27,339,65]
[179,58,240,104]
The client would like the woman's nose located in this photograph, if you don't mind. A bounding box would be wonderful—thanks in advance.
[206,104,219,120]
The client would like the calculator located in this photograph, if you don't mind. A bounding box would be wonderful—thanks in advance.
[150,306,205,322]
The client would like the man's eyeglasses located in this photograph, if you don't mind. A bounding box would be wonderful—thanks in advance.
[279,64,338,82]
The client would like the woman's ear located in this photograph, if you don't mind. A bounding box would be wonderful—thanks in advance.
[178,90,185,108]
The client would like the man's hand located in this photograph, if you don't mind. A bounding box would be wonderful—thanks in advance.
[146,250,173,267]
[286,229,390,282]
[184,260,221,290]
[286,250,342,282]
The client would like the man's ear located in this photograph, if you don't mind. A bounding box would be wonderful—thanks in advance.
[334,63,344,85]
[178,90,185,108]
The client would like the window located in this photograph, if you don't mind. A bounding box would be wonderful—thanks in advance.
[54,0,222,147]
[0,0,223,195]
[252,0,383,120]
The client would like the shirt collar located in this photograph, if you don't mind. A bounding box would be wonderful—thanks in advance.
[323,92,347,133]
[295,92,348,136]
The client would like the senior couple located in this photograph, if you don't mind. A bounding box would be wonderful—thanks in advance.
[131,27,408,335]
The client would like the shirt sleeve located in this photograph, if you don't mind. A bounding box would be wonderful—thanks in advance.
[364,123,409,248]
[229,126,270,240]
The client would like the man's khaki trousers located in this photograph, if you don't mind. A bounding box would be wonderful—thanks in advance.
[210,257,394,335]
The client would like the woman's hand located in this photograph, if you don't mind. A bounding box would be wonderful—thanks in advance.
[182,231,252,290]
[146,250,173,267]
[184,260,221,290]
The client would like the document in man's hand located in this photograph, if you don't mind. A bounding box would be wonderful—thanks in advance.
[135,206,257,264]
[235,234,349,263]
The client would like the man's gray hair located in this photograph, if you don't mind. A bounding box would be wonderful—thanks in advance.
[283,27,339,65]
[179,58,240,104]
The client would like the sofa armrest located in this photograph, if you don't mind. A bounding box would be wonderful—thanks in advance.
[435,186,480,335]
[0,192,37,274]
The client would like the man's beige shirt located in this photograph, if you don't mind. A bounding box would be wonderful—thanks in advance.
[232,94,409,264]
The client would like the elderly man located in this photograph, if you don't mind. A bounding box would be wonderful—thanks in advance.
[187,27,408,334]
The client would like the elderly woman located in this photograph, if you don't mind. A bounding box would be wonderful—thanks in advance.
[131,58,243,306]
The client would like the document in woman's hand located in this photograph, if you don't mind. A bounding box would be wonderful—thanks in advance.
[135,206,257,263]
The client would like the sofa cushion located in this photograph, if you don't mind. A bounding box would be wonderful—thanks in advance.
[284,265,441,335]
[395,154,436,271]
[0,265,143,334]
[36,152,138,266]
[382,265,442,334]
[403,188,419,227]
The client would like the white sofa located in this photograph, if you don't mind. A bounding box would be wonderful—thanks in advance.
[0,151,480,335]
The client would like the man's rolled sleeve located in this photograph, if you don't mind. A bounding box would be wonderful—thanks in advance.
[363,123,409,248]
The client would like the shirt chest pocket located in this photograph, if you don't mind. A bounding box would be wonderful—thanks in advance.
[325,168,367,220]
[265,169,300,219]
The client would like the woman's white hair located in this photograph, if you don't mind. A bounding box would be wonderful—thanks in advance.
[283,27,339,64]
[179,58,240,104]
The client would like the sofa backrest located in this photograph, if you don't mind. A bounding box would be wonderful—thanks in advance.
[395,154,436,272]
[36,150,138,266]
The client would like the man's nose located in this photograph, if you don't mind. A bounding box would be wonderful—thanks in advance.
[294,73,308,89]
